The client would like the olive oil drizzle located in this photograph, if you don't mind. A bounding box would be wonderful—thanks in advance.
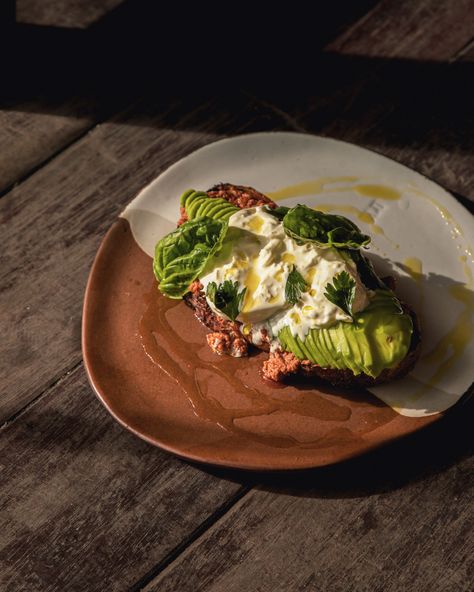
[268,178,401,202]
[139,289,355,449]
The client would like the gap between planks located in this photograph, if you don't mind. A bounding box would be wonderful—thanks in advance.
[0,358,83,431]
[128,486,252,592]
[450,35,474,62]
[0,93,145,202]
[0,124,99,201]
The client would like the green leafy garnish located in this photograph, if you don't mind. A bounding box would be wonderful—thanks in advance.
[153,217,228,298]
[264,205,290,221]
[282,204,371,250]
[206,280,246,321]
[324,271,356,319]
[285,266,308,306]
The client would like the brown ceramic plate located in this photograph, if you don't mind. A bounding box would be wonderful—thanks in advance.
[82,133,474,470]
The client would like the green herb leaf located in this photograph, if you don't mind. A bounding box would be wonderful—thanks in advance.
[264,205,290,221]
[324,271,356,319]
[285,266,308,306]
[206,280,246,321]
[282,204,371,250]
[153,217,228,298]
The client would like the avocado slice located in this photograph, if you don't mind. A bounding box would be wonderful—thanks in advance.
[201,199,229,218]
[187,195,209,219]
[306,330,328,366]
[215,205,240,220]
[279,327,307,360]
[180,188,197,208]
[295,334,316,363]
[321,327,345,369]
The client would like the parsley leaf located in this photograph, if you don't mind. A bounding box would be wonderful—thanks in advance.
[285,266,308,306]
[206,280,246,321]
[324,271,356,319]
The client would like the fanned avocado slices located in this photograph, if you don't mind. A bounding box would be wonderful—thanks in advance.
[181,189,239,221]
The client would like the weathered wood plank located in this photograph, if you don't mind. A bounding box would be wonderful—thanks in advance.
[332,1,474,196]
[2,1,143,195]
[0,98,104,195]
[2,0,170,197]
[458,37,474,61]
[144,397,474,592]
[16,0,125,28]
[327,0,474,60]
[0,93,292,422]
[0,364,249,592]
[324,0,474,198]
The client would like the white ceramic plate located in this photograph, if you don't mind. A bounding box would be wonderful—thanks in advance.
[122,132,474,417]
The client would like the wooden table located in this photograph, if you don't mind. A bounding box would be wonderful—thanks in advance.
[2,2,473,590]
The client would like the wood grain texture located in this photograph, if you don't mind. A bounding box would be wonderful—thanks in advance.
[16,0,125,28]
[458,37,474,61]
[0,98,104,195]
[144,397,474,592]
[1,0,150,197]
[0,94,291,422]
[0,364,248,592]
[327,0,474,60]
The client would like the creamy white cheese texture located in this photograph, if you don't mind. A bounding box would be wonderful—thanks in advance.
[199,207,369,344]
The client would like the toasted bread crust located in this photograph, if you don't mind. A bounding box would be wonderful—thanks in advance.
[207,183,276,209]
[181,184,421,386]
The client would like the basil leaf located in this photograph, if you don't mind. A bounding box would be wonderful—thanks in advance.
[264,205,290,221]
[153,217,228,298]
[324,271,356,319]
[283,204,371,249]
[206,280,246,321]
[285,266,308,306]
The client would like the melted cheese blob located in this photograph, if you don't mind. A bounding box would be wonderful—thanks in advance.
[199,207,370,344]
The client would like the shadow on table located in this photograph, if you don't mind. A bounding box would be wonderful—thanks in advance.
[1,0,474,162]
[201,391,473,498]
